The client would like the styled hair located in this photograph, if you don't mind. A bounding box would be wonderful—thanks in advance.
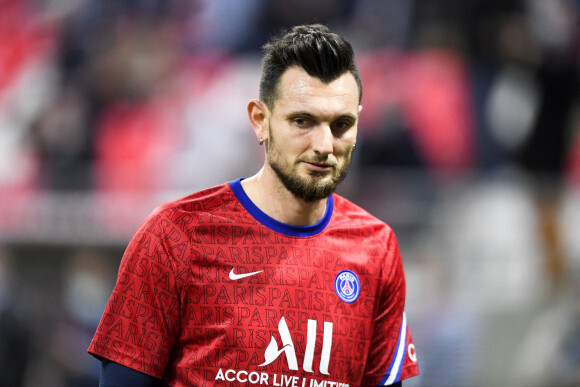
[259,24,362,109]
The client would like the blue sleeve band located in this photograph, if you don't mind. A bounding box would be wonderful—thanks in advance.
[99,359,161,387]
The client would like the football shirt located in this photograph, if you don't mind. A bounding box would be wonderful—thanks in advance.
[88,178,419,386]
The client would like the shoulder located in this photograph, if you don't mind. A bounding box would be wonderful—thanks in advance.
[331,193,394,235]
[146,181,238,224]
[123,182,238,268]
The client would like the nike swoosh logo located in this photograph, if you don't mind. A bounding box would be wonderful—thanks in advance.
[229,268,263,281]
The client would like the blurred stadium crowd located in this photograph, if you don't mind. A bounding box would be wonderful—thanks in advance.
[0,0,579,386]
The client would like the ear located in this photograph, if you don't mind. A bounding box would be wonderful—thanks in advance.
[247,99,269,143]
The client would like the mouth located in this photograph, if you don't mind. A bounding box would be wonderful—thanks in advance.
[303,161,336,173]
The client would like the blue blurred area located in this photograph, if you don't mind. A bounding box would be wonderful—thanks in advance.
[0,0,579,386]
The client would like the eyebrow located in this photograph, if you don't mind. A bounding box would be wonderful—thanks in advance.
[288,111,358,122]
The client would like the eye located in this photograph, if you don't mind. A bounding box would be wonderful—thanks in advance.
[331,119,354,133]
[292,117,313,128]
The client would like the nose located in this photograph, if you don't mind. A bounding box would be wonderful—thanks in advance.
[311,125,334,156]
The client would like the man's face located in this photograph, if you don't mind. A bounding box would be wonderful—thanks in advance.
[265,67,361,202]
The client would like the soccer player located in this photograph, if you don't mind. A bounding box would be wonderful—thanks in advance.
[89,24,419,386]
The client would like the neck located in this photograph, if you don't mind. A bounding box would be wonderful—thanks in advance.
[241,167,328,226]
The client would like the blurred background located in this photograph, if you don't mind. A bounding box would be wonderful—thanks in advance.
[0,0,579,386]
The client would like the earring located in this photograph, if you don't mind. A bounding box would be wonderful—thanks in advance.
[259,138,264,145]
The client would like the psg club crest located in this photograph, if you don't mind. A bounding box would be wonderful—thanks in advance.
[334,270,361,303]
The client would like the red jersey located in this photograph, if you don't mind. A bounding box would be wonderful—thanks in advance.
[88,179,419,386]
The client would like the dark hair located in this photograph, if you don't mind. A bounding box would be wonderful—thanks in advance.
[259,24,362,109]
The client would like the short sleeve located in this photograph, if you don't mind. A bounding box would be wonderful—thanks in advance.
[361,231,419,385]
[88,211,183,379]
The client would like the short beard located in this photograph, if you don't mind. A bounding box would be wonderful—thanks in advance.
[267,128,350,202]
[270,160,348,202]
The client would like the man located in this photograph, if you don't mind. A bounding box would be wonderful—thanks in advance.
[89,24,419,386]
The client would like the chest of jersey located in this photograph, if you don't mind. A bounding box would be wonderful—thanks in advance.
[169,222,385,386]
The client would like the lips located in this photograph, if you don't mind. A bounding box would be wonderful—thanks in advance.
[304,161,336,171]
[300,157,337,167]
[309,162,334,167]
